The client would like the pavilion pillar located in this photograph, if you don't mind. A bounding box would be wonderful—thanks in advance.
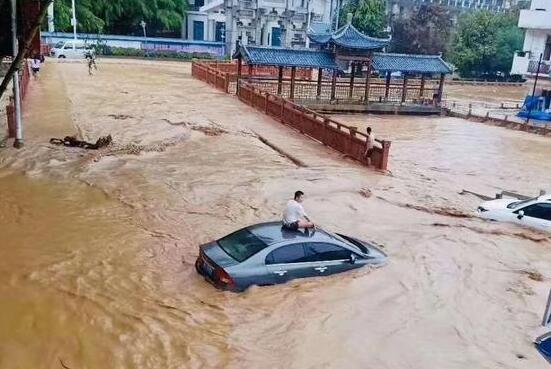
[330,69,337,101]
[237,56,243,92]
[401,74,408,103]
[316,68,323,98]
[437,73,445,104]
[348,63,355,99]
[277,66,283,95]
[384,72,391,101]
[237,56,242,77]
[363,61,371,103]
[290,66,296,100]
[419,74,426,99]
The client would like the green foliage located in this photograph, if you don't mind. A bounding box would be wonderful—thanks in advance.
[99,46,213,60]
[53,0,187,36]
[450,10,523,77]
[391,5,453,55]
[339,0,387,38]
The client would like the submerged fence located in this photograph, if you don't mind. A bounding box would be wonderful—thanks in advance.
[191,60,391,171]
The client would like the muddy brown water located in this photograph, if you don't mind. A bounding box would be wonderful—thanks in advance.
[1,60,550,369]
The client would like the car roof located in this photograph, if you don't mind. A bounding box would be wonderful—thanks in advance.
[247,221,342,246]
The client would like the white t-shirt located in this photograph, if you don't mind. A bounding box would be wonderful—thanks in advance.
[282,200,307,224]
[31,59,41,69]
[366,134,382,150]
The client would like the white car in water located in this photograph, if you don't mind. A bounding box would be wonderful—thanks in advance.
[477,194,551,232]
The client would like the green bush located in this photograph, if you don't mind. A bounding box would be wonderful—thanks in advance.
[98,46,214,60]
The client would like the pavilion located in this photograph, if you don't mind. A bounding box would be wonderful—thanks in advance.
[232,19,452,113]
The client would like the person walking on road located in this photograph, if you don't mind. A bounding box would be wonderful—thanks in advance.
[282,191,315,230]
[86,51,98,76]
[30,55,41,79]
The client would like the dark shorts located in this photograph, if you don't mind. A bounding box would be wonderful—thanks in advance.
[283,221,299,231]
[31,67,40,73]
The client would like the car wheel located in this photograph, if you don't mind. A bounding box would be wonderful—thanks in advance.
[58,55,66,59]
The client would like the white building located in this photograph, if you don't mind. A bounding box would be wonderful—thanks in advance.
[511,0,551,76]
[185,0,335,55]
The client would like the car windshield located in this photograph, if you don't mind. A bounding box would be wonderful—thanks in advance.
[54,42,64,48]
[507,197,537,209]
[330,232,366,254]
[217,228,268,262]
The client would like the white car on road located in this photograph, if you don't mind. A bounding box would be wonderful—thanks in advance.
[50,40,95,59]
[477,194,551,232]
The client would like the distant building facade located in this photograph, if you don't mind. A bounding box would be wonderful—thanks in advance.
[389,0,521,18]
[184,0,336,55]
[511,0,551,76]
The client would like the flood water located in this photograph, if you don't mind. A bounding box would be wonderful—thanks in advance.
[1,60,550,369]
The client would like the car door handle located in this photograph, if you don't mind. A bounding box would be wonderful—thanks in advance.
[273,270,287,276]
[314,266,327,273]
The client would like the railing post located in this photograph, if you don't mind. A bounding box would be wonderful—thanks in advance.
[331,70,337,101]
[277,66,283,95]
[384,72,391,101]
[363,61,371,104]
[290,66,296,101]
[349,63,355,99]
[317,68,323,99]
[265,93,269,114]
[379,140,391,170]
[419,74,426,98]
[437,73,445,104]
[401,74,408,104]
[322,118,329,145]
[280,97,285,123]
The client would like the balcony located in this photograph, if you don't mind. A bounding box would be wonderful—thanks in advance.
[511,52,551,76]
[519,9,551,30]
[237,9,256,17]
[200,0,224,12]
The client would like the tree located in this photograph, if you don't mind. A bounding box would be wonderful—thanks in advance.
[450,10,523,78]
[391,5,453,55]
[52,0,186,37]
[339,0,387,38]
[1,0,53,100]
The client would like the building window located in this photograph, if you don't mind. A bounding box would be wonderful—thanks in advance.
[545,36,551,61]
[271,27,282,47]
[193,21,204,41]
[215,22,225,42]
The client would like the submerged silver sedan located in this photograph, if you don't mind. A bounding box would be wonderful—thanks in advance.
[195,221,388,291]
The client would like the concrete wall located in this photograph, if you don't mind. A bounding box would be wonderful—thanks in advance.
[42,32,226,57]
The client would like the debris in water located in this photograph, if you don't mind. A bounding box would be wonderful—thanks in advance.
[59,358,71,369]
[524,270,544,282]
[50,135,112,150]
[359,188,372,198]
[108,114,133,120]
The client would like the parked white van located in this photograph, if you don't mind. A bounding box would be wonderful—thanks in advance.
[50,40,95,59]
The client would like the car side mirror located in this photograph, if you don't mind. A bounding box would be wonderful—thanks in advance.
[349,254,357,264]
[517,210,525,220]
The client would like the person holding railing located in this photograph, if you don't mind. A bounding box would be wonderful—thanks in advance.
[364,127,381,166]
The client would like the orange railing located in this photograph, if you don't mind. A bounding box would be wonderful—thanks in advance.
[236,80,390,170]
[191,60,391,170]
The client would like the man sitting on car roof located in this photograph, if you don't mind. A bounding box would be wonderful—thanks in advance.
[282,191,315,231]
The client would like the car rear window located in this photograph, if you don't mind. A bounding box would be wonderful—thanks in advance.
[217,228,268,262]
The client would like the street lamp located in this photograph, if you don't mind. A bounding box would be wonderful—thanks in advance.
[140,20,147,56]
